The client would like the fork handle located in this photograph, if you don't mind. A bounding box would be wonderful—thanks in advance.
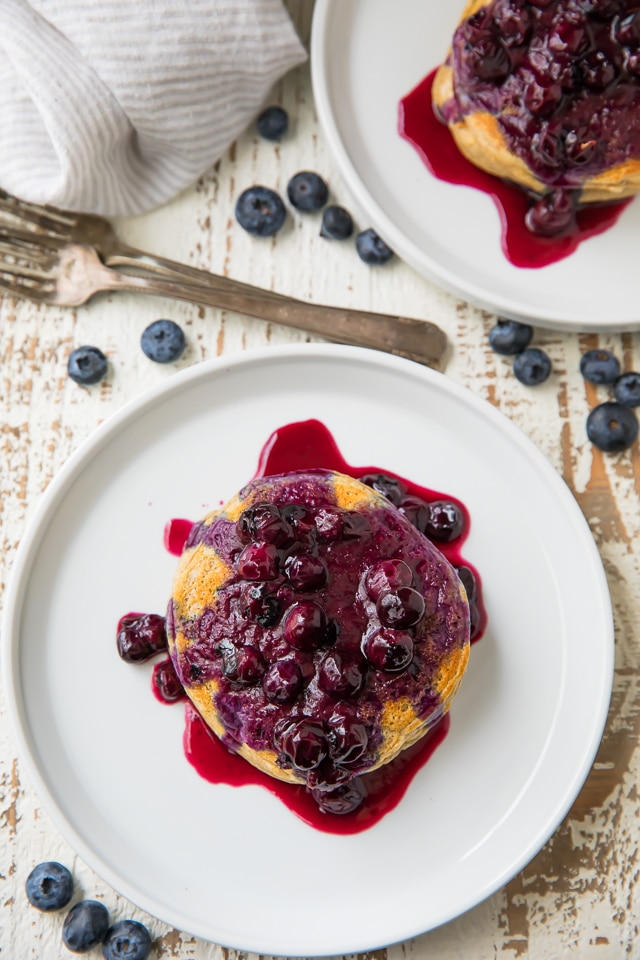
[108,247,447,367]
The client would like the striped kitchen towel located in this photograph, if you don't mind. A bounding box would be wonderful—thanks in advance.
[0,0,306,216]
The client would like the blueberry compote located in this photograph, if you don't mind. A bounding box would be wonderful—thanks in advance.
[400,0,640,267]
[120,420,485,835]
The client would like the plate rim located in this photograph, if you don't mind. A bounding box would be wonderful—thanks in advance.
[310,0,640,332]
[1,343,615,954]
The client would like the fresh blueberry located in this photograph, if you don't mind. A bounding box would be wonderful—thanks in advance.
[25,861,73,911]
[67,346,108,386]
[235,185,286,237]
[613,372,640,408]
[579,349,621,385]
[102,920,152,960]
[256,105,288,140]
[488,319,533,355]
[586,401,638,452]
[287,171,329,212]
[320,205,354,240]
[513,348,552,386]
[355,229,394,265]
[62,900,110,953]
[140,319,186,364]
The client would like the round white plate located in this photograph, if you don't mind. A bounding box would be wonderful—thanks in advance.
[311,0,640,331]
[2,345,613,956]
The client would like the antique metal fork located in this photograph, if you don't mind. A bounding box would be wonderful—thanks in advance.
[0,190,447,367]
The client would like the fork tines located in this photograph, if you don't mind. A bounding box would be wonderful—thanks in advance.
[0,187,77,239]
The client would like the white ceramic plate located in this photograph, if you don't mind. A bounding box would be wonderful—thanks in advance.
[311,0,640,331]
[2,345,613,956]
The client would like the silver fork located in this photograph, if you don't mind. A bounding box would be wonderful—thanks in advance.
[0,190,447,368]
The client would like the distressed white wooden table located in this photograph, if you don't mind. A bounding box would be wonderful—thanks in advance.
[2,4,640,958]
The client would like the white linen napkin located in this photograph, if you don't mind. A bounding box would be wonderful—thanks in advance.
[0,0,307,216]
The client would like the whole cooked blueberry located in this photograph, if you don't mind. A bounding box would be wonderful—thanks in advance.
[262,659,303,704]
[355,228,394,265]
[140,319,186,364]
[613,372,640,408]
[455,565,477,602]
[525,189,576,237]
[513,348,552,386]
[586,401,639,452]
[278,719,329,771]
[241,582,281,626]
[287,171,329,212]
[326,706,368,764]
[488,319,533,355]
[26,861,73,911]
[62,900,110,953]
[152,658,185,703]
[282,600,328,650]
[236,502,292,546]
[256,105,288,140]
[116,613,167,663]
[580,349,621,385]
[320,205,354,240]
[425,500,465,543]
[312,779,366,815]
[317,649,365,698]
[360,472,406,505]
[364,559,413,602]
[102,920,152,960]
[362,628,414,672]
[235,185,286,237]
[377,587,426,629]
[221,644,265,684]
[67,346,108,386]
[399,495,431,532]
[283,552,328,591]
[237,542,280,580]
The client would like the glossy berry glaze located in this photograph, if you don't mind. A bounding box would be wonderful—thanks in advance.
[400,69,631,268]
[155,420,484,833]
[449,1,640,184]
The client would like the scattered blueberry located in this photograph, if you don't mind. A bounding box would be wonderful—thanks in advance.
[140,319,186,364]
[355,229,394,265]
[580,349,621,385]
[586,401,639,452]
[256,105,288,141]
[102,920,152,960]
[488,319,534,355]
[67,346,108,386]
[235,185,286,237]
[613,371,640,408]
[513,347,552,386]
[287,171,329,212]
[25,861,73,911]
[320,205,354,240]
[62,900,110,953]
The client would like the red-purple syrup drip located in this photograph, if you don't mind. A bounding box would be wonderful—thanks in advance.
[164,518,194,557]
[183,701,450,835]
[398,70,631,269]
[154,420,484,834]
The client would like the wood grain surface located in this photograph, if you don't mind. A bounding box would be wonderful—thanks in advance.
[1,3,639,958]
